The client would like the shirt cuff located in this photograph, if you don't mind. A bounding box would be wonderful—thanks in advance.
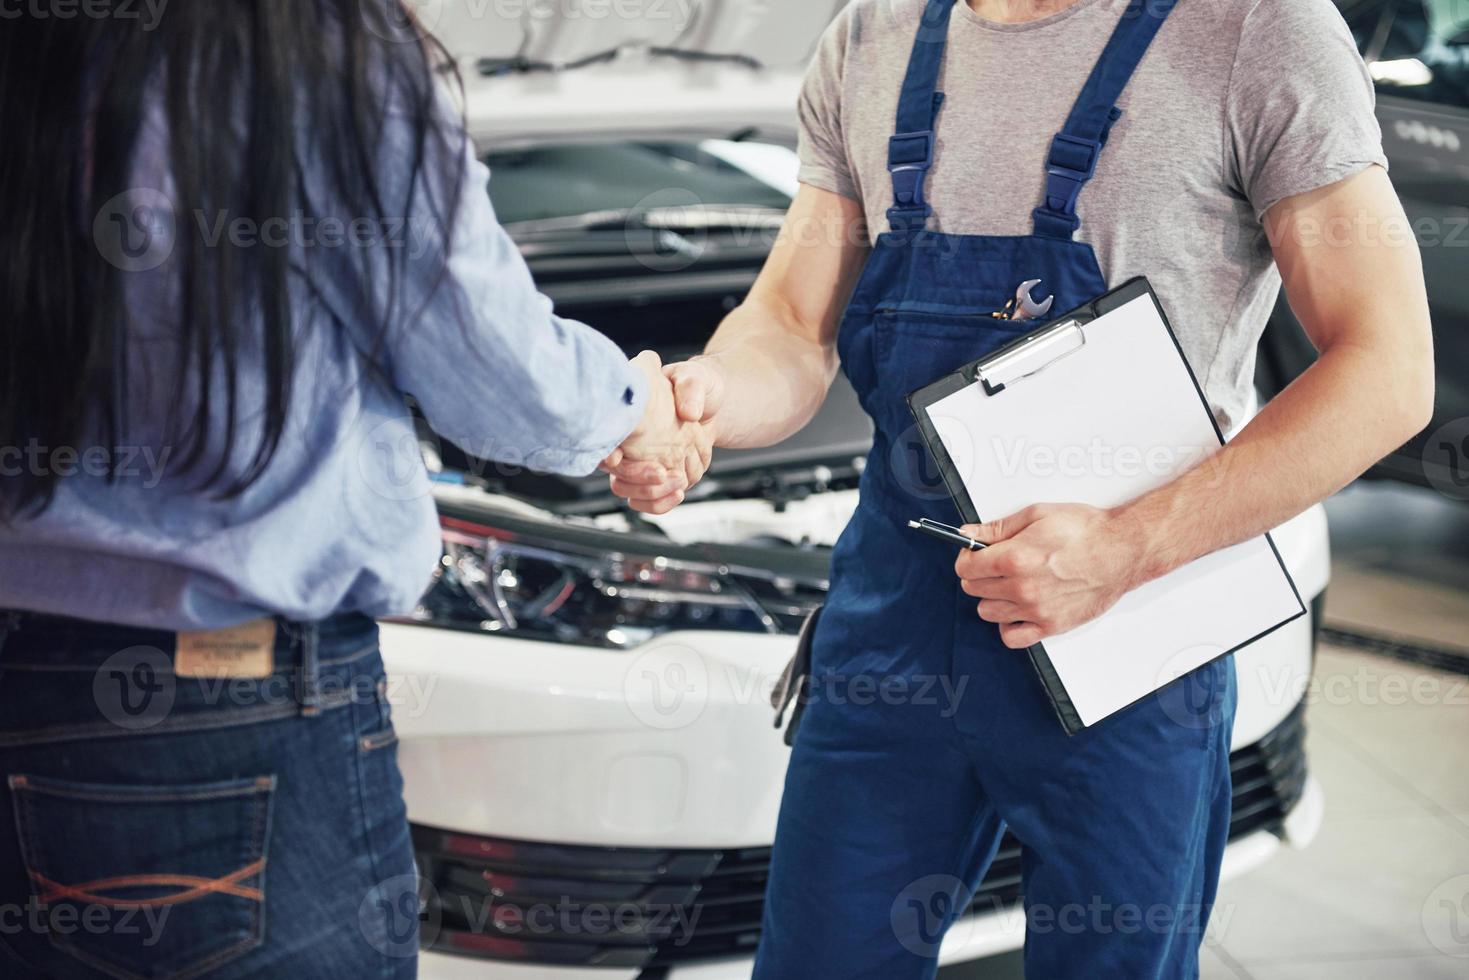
[1251,155,1389,222]
[551,358,649,477]
[798,164,861,203]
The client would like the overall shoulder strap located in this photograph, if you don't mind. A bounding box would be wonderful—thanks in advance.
[1032,0,1178,240]
[887,0,958,233]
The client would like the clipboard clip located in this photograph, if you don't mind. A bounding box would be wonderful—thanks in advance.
[974,318,1087,395]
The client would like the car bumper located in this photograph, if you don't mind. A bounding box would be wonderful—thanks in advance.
[416,772,1323,980]
[398,698,1316,977]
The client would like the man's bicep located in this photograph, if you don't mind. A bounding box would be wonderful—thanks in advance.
[1266,165,1429,356]
[745,184,869,349]
[1226,0,1387,219]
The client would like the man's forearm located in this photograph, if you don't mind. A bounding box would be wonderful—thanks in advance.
[1115,337,1434,588]
[673,184,863,451]
[1116,170,1436,588]
[696,296,840,450]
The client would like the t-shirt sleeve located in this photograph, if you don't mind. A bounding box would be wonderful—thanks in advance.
[1225,0,1389,220]
[797,12,860,201]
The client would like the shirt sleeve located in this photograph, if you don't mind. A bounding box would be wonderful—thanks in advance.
[797,11,860,201]
[370,99,648,478]
[1225,0,1389,220]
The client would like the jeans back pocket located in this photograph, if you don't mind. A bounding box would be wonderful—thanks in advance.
[8,774,276,980]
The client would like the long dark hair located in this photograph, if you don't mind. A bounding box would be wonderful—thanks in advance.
[0,0,465,520]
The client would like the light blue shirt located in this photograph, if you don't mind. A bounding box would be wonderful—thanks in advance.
[0,96,647,631]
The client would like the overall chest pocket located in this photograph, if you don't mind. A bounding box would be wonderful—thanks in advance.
[9,773,276,980]
[873,310,1025,411]
[870,310,1028,510]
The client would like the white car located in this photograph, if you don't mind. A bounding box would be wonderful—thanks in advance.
[381,4,1330,977]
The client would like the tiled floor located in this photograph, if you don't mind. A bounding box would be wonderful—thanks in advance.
[943,646,1469,980]
[942,484,1469,979]
[1198,645,1469,979]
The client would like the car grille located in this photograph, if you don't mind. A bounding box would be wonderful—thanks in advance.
[415,704,1307,969]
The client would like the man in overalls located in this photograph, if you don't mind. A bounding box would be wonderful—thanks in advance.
[603,0,1434,976]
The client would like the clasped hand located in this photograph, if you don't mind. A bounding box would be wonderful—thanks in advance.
[952,503,1148,649]
[602,351,723,515]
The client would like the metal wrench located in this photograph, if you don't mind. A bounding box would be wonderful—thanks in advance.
[992,279,1056,321]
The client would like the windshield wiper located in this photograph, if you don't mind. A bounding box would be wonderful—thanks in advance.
[478,43,762,77]
[504,205,787,238]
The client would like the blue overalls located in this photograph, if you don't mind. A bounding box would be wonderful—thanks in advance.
[754,3,1238,978]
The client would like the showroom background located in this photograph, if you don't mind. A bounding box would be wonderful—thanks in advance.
[24,1,1466,979]
[401,2,1469,979]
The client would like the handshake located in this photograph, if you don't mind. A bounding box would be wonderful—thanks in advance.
[601,351,726,515]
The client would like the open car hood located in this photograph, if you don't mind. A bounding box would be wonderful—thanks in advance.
[416,2,865,501]
[428,0,841,72]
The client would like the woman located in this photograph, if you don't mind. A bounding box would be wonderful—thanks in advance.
[0,2,685,976]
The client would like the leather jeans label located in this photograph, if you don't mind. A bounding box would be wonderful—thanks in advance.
[175,619,277,679]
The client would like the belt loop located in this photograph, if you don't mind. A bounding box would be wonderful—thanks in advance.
[0,611,20,655]
[296,621,322,718]
[0,611,19,692]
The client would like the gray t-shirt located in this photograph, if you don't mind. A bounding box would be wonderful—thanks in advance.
[798,0,1387,432]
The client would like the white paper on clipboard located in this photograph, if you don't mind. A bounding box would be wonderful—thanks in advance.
[923,291,1305,730]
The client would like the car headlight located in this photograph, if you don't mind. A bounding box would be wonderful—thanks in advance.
[398,514,827,649]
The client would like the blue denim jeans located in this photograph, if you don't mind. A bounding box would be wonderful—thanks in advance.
[0,611,419,979]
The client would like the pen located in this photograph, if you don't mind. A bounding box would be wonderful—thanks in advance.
[906,518,986,551]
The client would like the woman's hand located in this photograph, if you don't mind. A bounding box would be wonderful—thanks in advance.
[601,353,720,515]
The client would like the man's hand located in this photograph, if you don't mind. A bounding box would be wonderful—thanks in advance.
[664,357,727,429]
[953,503,1145,649]
[601,352,718,515]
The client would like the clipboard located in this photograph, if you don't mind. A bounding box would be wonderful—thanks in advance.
[906,277,1307,734]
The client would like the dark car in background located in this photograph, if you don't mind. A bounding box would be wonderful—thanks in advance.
[1259,0,1469,492]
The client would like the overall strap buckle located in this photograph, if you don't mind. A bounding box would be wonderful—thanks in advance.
[1031,0,1177,239]
[1033,132,1104,237]
[886,0,957,234]
[887,130,936,228]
